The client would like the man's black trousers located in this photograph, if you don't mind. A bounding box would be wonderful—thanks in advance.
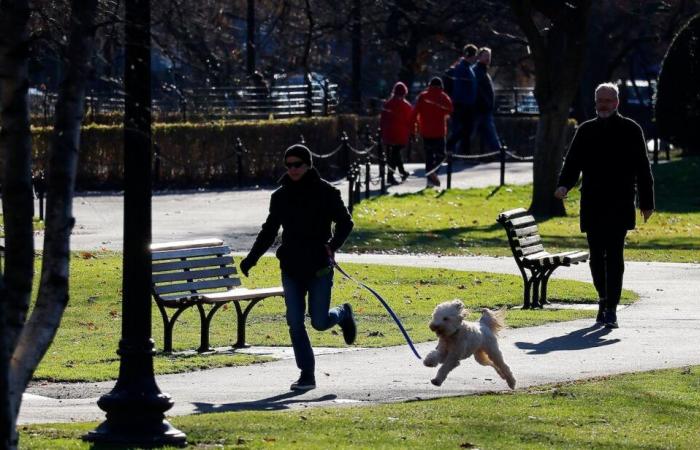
[586,228,627,307]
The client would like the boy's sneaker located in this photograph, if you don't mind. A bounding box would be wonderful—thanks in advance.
[604,308,618,329]
[339,303,357,345]
[595,300,606,324]
[290,372,316,391]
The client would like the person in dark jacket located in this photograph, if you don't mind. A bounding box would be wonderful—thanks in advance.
[555,83,655,329]
[239,144,356,391]
[445,43,478,155]
[472,47,502,153]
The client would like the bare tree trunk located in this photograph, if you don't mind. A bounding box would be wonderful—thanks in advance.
[531,108,571,217]
[1,0,98,447]
[246,0,255,76]
[510,0,592,217]
[0,1,33,447]
[351,0,362,113]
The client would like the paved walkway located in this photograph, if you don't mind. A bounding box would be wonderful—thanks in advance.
[21,256,700,424]
[61,161,532,251]
[20,160,700,425]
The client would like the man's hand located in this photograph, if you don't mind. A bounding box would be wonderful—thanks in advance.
[554,186,568,200]
[641,209,654,223]
[239,257,254,277]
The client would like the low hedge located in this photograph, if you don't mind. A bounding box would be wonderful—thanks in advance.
[28,115,572,190]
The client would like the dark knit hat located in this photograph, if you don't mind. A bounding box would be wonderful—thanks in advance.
[284,144,312,167]
[429,76,443,88]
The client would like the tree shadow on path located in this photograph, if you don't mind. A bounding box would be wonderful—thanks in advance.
[515,325,620,355]
[192,390,338,414]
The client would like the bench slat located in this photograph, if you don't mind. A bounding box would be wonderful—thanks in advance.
[563,251,589,264]
[517,244,545,257]
[511,225,539,238]
[151,238,224,252]
[152,267,238,283]
[515,234,541,248]
[201,287,284,303]
[152,256,234,273]
[507,215,536,229]
[497,208,528,222]
[152,245,231,261]
[154,278,241,295]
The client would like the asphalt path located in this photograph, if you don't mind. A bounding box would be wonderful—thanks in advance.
[21,256,700,424]
[20,160,700,426]
[60,161,533,251]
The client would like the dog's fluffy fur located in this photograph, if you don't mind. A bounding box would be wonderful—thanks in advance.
[424,300,516,389]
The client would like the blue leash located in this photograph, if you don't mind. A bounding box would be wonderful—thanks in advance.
[333,261,422,360]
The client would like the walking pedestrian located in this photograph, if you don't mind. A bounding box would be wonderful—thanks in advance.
[472,47,503,154]
[412,77,453,187]
[239,144,357,390]
[445,44,478,155]
[555,82,655,329]
[380,81,413,185]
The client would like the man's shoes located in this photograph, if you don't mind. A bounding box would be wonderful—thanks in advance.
[400,171,410,181]
[604,308,618,329]
[290,371,316,391]
[595,299,606,324]
[387,175,400,186]
[339,303,357,345]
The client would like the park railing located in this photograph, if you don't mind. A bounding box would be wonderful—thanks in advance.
[28,82,339,124]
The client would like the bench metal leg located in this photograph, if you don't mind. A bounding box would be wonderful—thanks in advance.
[232,299,263,348]
[540,267,558,305]
[523,279,532,309]
[531,269,545,309]
[158,304,190,354]
[199,303,227,353]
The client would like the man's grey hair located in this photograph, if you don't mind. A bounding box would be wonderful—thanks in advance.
[595,82,619,97]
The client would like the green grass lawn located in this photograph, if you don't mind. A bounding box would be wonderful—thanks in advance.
[20,366,700,449]
[348,157,700,263]
[33,253,634,382]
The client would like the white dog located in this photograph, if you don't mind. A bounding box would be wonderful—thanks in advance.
[424,300,516,389]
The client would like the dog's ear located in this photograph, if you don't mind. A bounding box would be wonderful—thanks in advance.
[451,299,466,316]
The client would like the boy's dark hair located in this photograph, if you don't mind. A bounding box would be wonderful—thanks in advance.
[463,44,478,58]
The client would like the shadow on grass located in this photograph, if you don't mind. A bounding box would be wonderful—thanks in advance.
[192,391,338,414]
[514,324,619,354]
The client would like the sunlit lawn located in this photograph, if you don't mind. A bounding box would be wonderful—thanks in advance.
[348,157,700,263]
[32,254,634,382]
[21,366,700,449]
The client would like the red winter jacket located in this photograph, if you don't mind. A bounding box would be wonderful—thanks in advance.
[380,96,414,146]
[412,86,453,139]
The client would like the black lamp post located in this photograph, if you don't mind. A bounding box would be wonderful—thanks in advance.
[84,0,186,445]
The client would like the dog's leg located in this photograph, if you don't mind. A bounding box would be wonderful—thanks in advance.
[431,357,460,386]
[474,350,494,367]
[486,347,516,390]
[424,340,448,367]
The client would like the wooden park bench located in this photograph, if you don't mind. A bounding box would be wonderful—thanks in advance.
[497,208,589,309]
[151,238,284,353]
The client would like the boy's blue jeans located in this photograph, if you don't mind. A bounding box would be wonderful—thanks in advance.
[282,270,343,374]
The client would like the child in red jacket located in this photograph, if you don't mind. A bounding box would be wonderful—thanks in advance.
[412,77,453,187]
[380,82,413,185]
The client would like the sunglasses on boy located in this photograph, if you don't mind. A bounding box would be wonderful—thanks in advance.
[285,161,306,169]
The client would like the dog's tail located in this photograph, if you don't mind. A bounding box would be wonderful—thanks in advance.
[480,307,507,335]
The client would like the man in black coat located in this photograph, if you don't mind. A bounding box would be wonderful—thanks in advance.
[240,144,356,391]
[555,83,655,329]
